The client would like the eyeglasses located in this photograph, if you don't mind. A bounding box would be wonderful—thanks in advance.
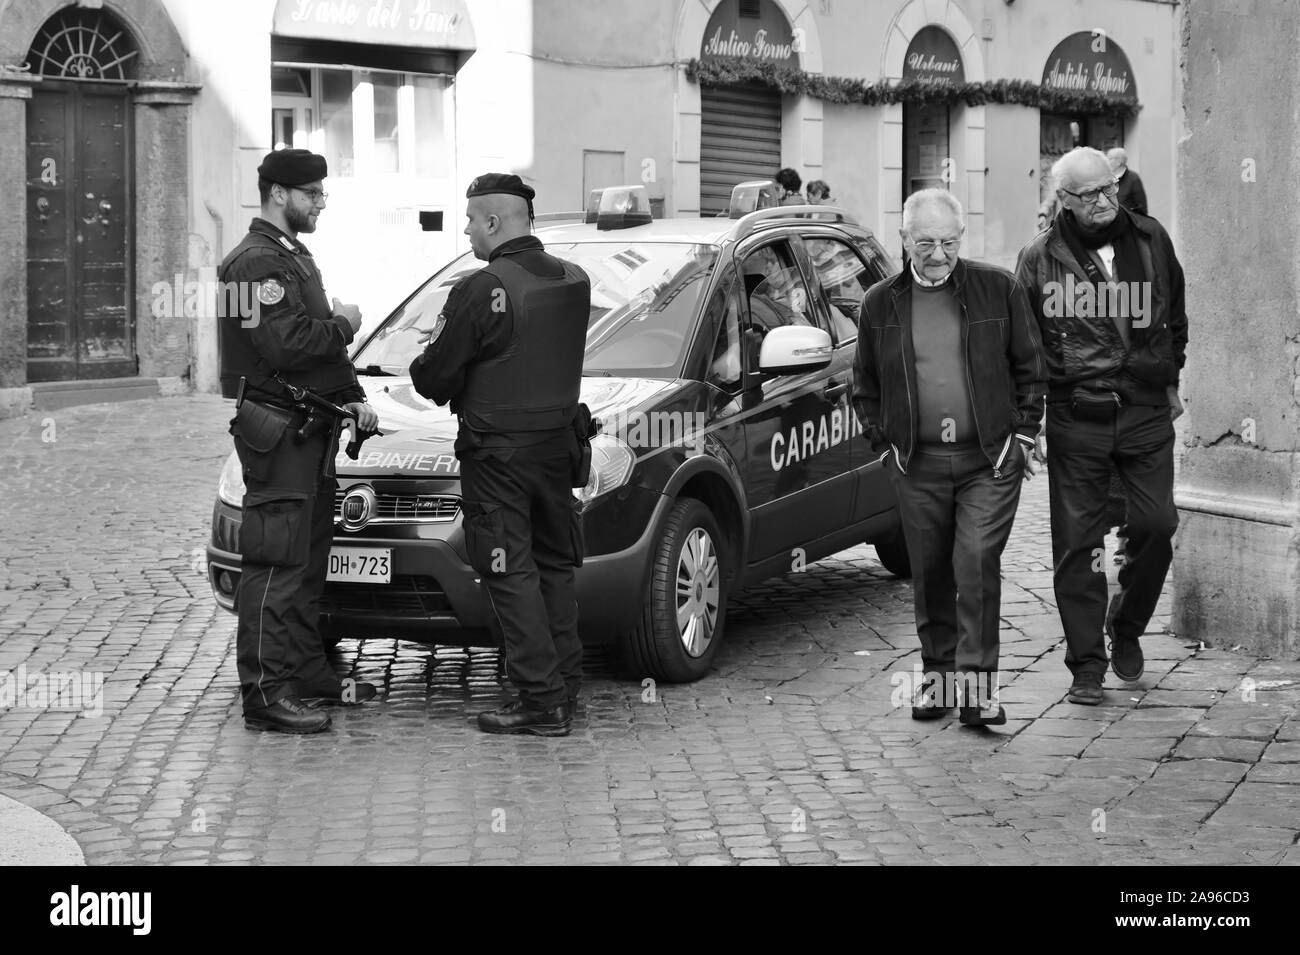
[290,187,329,204]
[909,239,961,255]
[1059,181,1118,205]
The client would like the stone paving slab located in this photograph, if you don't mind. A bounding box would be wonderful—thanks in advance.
[0,396,1296,865]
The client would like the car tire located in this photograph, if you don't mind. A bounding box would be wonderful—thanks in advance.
[623,498,728,684]
[873,533,912,578]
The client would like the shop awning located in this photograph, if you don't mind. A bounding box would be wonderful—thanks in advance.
[272,0,476,52]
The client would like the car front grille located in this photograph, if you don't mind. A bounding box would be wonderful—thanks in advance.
[334,490,461,523]
[321,574,452,616]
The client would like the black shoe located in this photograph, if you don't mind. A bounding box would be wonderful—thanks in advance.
[959,704,1007,727]
[302,680,379,706]
[245,697,332,734]
[477,700,572,737]
[910,682,952,720]
[1067,672,1105,706]
[1107,599,1144,683]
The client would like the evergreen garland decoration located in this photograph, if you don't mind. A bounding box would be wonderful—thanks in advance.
[685,57,1140,117]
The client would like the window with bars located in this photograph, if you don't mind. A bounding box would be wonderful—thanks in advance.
[25,7,139,81]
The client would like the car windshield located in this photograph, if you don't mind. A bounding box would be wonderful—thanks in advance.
[354,241,719,380]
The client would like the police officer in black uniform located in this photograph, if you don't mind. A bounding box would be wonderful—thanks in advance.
[410,173,590,737]
[220,148,380,733]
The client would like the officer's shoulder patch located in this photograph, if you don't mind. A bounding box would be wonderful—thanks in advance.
[256,278,285,305]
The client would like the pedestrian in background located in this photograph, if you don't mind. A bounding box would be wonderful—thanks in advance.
[1107,147,1148,215]
[1015,146,1186,706]
[775,167,803,205]
[219,148,379,734]
[853,189,1046,727]
[410,174,591,737]
[806,179,831,204]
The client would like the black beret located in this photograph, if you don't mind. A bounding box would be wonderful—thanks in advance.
[258,148,328,186]
[466,172,536,202]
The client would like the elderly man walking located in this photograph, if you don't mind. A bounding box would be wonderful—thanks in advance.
[853,189,1046,727]
[1016,147,1187,706]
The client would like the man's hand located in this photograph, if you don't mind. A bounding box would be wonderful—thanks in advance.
[1167,386,1184,421]
[332,297,363,334]
[1018,437,1039,481]
[341,401,378,433]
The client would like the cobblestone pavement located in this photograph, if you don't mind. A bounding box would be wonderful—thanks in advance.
[1,395,1297,866]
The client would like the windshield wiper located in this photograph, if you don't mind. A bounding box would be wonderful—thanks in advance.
[355,364,397,377]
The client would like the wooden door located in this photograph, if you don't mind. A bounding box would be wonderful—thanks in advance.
[26,82,132,381]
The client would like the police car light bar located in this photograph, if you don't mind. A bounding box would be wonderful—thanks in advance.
[595,185,653,231]
[729,179,781,218]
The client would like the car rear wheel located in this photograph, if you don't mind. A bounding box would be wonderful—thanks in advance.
[873,532,912,578]
[623,498,728,684]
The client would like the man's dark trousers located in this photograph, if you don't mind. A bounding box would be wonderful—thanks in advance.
[1046,402,1177,677]
[459,437,583,710]
[233,412,342,713]
[889,445,1023,705]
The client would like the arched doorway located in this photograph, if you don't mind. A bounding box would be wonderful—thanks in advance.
[25,6,138,381]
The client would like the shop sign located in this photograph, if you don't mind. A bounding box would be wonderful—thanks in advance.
[700,0,799,68]
[902,26,964,85]
[1041,31,1137,104]
[273,0,476,51]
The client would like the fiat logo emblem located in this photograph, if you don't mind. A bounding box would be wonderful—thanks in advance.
[340,485,377,532]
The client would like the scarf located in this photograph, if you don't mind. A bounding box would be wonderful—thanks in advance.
[1056,207,1149,344]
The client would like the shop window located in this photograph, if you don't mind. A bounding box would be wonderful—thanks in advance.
[320,70,355,177]
[269,66,450,180]
[371,72,401,175]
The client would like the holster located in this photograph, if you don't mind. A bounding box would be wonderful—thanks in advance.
[234,399,296,454]
[570,402,599,488]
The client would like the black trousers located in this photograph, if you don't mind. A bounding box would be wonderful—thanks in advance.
[1046,402,1177,677]
[459,438,583,710]
[889,445,1023,703]
[231,408,343,713]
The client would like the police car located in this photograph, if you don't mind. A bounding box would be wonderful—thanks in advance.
[207,181,909,682]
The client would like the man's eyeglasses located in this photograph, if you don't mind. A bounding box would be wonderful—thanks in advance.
[290,187,329,203]
[1059,181,1118,205]
[909,238,961,255]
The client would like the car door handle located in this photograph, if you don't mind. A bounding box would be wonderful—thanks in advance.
[823,380,849,401]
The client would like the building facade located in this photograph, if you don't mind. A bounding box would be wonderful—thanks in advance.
[0,0,1179,411]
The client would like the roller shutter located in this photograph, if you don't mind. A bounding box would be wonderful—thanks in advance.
[700,84,782,217]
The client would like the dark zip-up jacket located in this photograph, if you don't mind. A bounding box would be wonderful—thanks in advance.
[1014,210,1187,405]
[852,258,1046,473]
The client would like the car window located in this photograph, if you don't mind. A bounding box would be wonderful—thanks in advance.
[853,236,894,284]
[739,241,817,337]
[703,269,744,390]
[804,236,877,341]
[352,242,719,380]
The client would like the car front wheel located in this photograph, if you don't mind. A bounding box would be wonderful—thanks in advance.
[873,532,912,578]
[623,498,728,684]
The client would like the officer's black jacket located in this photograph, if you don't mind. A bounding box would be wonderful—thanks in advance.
[408,235,566,407]
[218,217,364,405]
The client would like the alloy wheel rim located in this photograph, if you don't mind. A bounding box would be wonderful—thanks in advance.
[675,527,720,657]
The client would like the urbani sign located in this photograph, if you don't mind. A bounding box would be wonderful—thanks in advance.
[902,26,965,85]
[272,0,476,50]
[700,0,799,69]
[1041,31,1138,105]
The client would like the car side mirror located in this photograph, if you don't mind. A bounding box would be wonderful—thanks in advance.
[758,325,833,376]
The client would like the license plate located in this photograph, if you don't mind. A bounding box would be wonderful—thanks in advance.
[327,548,392,583]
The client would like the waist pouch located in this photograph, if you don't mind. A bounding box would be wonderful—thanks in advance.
[235,400,296,453]
[1070,386,1121,422]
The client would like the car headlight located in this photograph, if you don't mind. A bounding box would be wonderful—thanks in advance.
[217,451,245,507]
[575,434,635,505]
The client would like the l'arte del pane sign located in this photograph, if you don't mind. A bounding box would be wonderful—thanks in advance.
[700,0,798,68]
[273,0,476,50]
[1041,31,1138,104]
